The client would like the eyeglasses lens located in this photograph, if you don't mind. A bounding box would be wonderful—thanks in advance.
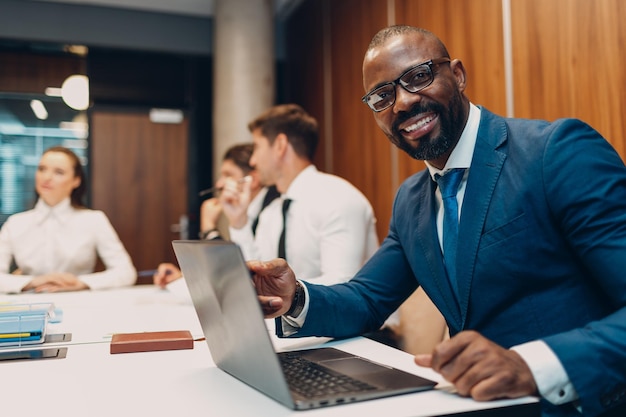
[366,86,395,112]
[400,65,434,92]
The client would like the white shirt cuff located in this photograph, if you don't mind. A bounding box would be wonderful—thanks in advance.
[280,281,310,335]
[511,340,578,405]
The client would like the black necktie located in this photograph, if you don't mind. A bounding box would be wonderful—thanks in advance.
[278,198,292,259]
[435,168,465,297]
[251,185,280,236]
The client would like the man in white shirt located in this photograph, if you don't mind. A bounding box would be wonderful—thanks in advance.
[153,143,279,288]
[221,104,379,286]
[197,143,279,241]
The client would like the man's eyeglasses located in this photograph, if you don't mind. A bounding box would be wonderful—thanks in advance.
[361,58,451,112]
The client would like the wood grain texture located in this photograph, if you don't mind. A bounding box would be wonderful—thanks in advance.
[511,0,626,158]
[91,111,188,282]
[328,0,392,241]
[0,52,83,94]
[395,0,507,183]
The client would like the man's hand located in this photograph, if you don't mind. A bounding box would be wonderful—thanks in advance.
[247,258,297,318]
[153,263,182,288]
[415,330,538,400]
[220,177,252,229]
[200,198,222,232]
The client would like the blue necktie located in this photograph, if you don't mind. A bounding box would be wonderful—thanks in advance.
[278,198,292,259]
[435,168,465,297]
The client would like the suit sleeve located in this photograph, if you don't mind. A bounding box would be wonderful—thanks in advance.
[539,119,626,416]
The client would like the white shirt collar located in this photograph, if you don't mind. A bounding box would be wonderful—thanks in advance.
[33,197,74,225]
[283,164,317,201]
[426,103,481,179]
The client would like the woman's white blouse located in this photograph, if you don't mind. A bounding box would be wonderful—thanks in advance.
[0,198,136,293]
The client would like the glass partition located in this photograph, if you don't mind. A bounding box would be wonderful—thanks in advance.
[0,92,88,225]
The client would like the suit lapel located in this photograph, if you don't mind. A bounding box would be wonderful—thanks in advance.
[456,109,508,328]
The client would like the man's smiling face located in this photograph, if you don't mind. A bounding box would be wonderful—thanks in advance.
[362,31,469,169]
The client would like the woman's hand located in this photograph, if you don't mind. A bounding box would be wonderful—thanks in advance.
[152,263,182,288]
[22,273,88,293]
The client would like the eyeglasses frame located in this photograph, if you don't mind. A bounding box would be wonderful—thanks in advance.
[361,57,451,112]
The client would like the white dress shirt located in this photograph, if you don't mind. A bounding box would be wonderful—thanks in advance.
[230,165,379,285]
[0,198,137,293]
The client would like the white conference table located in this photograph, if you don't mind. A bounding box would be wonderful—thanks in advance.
[0,284,540,417]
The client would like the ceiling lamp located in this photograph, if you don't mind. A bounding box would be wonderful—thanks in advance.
[30,99,48,120]
[61,74,89,111]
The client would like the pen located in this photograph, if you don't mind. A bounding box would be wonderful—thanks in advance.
[137,269,173,277]
[0,332,43,343]
[198,176,251,197]
[0,332,38,339]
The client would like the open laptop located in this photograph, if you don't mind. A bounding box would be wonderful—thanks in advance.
[173,240,436,410]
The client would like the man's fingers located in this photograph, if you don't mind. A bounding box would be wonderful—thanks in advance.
[426,331,538,400]
[463,368,535,401]
[414,354,433,367]
[428,331,478,375]
[259,296,285,317]
[248,258,289,276]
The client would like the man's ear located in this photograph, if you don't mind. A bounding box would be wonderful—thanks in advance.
[274,133,289,157]
[450,58,467,93]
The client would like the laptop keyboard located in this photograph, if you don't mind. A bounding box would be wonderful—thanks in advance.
[279,352,377,399]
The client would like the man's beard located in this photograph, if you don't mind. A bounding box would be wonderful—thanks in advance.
[388,93,465,161]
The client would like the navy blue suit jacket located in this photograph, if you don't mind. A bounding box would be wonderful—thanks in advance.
[286,108,626,417]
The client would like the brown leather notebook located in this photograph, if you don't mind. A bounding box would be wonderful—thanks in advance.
[110,330,194,354]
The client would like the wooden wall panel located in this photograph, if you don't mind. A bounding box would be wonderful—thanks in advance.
[286,0,392,240]
[91,111,188,283]
[328,0,392,240]
[0,52,83,94]
[395,0,507,182]
[285,0,626,241]
[511,0,626,158]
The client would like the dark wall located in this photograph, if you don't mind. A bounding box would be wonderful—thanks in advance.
[85,48,213,238]
[88,49,189,108]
